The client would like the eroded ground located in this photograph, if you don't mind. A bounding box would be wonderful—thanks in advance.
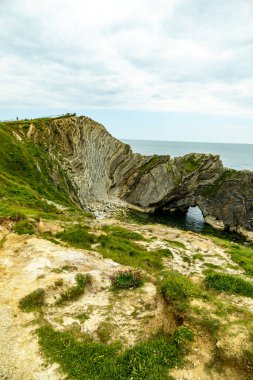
[0,218,253,380]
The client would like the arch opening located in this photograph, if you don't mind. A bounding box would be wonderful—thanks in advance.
[185,206,205,233]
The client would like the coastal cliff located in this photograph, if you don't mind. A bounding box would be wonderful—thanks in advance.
[1,115,253,232]
[1,115,253,380]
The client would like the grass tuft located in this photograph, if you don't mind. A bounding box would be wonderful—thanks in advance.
[111,270,143,290]
[160,271,204,303]
[102,225,145,241]
[14,218,35,235]
[56,273,89,305]
[205,273,253,298]
[160,271,205,323]
[19,288,45,312]
[56,226,95,250]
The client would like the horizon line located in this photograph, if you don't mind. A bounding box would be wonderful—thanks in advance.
[121,138,253,146]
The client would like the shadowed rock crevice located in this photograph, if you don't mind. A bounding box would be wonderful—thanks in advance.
[26,116,253,233]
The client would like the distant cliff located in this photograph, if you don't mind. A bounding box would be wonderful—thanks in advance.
[1,115,253,233]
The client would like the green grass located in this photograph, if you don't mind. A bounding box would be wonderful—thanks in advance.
[111,270,143,290]
[75,313,89,322]
[229,245,253,276]
[56,226,95,250]
[97,232,172,272]
[0,122,77,219]
[211,237,253,276]
[160,271,205,322]
[181,155,202,173]
[188,306,221,341]
[56,274,89,305]
[19,288,45,312]
[139,155,165,173]
[166,239,186,249]
[192,253,204,261]
[14,218,35,235]
[205,273,253,298]
[102,225,145,241]
[204,263,220,270]
[37,325,193,379]
[97,321,115,343]
[160,271,204,303]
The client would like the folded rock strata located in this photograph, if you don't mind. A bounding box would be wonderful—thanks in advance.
[28,116,253,232]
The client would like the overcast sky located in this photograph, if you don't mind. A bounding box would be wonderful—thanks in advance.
[0,0,253,143]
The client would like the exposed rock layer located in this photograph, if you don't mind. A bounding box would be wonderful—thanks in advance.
[28,116,253,231]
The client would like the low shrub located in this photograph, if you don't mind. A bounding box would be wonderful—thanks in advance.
[111,270,143,290]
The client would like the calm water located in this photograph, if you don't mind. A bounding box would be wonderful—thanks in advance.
[122,139,253,233]
[122,140,253,171]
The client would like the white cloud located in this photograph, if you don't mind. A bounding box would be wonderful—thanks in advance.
[0,0,253,115]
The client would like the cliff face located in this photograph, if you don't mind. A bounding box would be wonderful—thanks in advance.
[7,115,253,232]
[197,170,253,232]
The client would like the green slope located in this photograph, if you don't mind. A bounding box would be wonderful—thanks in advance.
[0,118,77,217]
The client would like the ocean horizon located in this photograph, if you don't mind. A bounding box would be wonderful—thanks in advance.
[122,139,253,171]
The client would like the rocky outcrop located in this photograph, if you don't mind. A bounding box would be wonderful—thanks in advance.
[197,169,253,232]
[27,116,253,232]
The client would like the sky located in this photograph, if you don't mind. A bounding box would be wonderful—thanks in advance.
[0,0,253,143]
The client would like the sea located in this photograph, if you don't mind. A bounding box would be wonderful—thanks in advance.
[122,140,253,234]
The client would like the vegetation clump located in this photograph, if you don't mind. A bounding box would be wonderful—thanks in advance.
[160,271,204,303]
[102,225,145,241]
[19,288,45,312]
[97,232,171,272]
[166,239,186,249]
[211,237,253,276]
[139,155,164,173]
[160,271,205,322]
[14,218,35,235]
[181,155,202,173]
[37,325,193,380]
[56,226,95,250]
[111,270,143,290]
[56,273,89,305]
[205,272,253,298]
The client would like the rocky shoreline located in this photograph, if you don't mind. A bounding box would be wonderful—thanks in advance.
[23,116,253,234]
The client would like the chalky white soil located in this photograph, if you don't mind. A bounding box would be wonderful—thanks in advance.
[0,220,252,380]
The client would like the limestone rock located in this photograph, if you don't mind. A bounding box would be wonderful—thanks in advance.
[28,115,253,232]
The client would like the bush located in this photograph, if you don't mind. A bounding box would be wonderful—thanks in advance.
[19,288,45,311]
[111,270,143,290]
[205,273,253,298]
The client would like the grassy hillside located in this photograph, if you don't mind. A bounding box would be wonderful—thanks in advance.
[0,118,77,218]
